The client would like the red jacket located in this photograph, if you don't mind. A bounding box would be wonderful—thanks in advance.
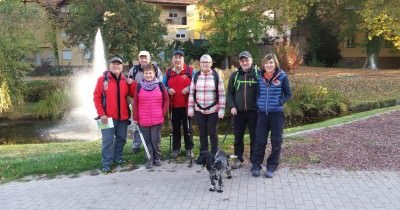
[93,71,136,121]
[133,83,169,126]
[165,64,193,108]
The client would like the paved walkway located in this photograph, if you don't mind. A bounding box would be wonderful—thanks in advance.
[1,163,399,210]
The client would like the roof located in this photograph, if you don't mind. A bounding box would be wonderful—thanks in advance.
[144,0,196,5]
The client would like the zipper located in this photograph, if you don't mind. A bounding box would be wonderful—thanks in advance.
[244,72,247,111]
[265,80,269,117]
[117,77,121,120]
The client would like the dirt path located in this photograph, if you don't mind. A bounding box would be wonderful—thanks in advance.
[281,110,400,170]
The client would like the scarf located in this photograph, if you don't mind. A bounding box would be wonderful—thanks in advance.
[140,78,160,91]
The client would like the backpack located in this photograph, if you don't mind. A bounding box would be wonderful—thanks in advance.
[233,67,259,91]
[129,63,160,80]
[193,69,220,110]
[165,66,192,85]
[101,71,131,118]
[101,71,109,113]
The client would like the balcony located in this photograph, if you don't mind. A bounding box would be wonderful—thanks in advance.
[165,17,187,25]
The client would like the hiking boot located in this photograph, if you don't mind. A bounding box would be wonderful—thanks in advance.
[186,150,194,159]
[132,147,140,154]
[231,159,242,169]
[154,159,162,166]
[145,160,153,169]
[102,165,111,174]
[170,150,180,159]
[251,166,261,177]
[116,159,127,166]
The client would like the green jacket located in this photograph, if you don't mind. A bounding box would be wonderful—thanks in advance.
[226,66,259,112]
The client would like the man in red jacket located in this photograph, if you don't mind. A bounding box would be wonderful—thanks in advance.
[163,50,194,159]
[93,56,135,173]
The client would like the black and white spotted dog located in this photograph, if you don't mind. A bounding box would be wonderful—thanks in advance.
[196,150,232,193]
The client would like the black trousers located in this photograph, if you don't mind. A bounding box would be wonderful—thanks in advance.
[195,111,219,155]
[251,112,284,170]
[171,107,193,151]
[233,111,257,162]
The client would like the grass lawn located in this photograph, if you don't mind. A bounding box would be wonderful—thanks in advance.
[1,105,399,184]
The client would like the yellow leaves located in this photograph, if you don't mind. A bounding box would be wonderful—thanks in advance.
[103,11,115,22]
[0,81,12,113]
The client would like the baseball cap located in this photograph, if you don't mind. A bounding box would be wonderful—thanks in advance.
[138,50,150,57]
[173,50,185,56]
[239,51,252,59]
[109,56,123,64]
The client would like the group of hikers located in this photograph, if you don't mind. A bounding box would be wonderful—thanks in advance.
[93,50,292,178]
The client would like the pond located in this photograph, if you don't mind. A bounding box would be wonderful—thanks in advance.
[0,119,100,145]
[0,117,235,145]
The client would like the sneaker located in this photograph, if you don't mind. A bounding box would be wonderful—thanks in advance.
[264,170,274,178]
[154,159,162,166]
[170,150,180,159]
[132,148,140,154]
[251,166,261,177]
[102,165,111,174]
[145,160,153,169]
[116,159,127,166]
[231,159,242,169]
[186,150,194,159]
[265,168,276,178]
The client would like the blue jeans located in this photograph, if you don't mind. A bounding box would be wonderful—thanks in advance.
[101,120,129,167]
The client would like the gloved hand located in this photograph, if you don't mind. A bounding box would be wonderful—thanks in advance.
[131,120,138,132]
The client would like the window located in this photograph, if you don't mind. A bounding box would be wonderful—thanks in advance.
[346,36,356,48]
[176,29,186,39]
[62,50,72,60]
[169,10,178,18]
[199,13,206,20]
[383,40,393,48]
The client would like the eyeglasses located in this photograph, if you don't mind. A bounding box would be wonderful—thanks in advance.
[200,61,212,64]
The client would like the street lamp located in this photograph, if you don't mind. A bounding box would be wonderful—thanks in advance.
[79,42,86,65]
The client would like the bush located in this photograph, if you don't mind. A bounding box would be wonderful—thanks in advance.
[285,84,350,126]
[274,42,303,75]
[24,80,62,103]
[32,87,71,119]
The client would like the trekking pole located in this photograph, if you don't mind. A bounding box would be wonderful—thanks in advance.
[136,124,151,161]
[168,108,173,163]
[187,116,193,168]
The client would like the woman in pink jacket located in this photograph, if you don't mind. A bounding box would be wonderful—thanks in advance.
[133,64,169,169]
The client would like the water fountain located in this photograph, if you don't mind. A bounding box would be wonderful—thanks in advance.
[46,28,107,140]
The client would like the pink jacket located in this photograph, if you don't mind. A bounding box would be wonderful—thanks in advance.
[133,84,169,127]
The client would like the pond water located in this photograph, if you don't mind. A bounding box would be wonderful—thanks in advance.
[0,120,100,145]
[0,117,234,145]
[0,120,75,145]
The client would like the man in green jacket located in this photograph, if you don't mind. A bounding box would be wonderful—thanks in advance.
[226,51,259,169]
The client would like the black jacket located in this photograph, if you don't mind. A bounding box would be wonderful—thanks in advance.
[226,67,259,112]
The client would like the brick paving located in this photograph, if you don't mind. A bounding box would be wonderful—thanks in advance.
[0,163,399,210]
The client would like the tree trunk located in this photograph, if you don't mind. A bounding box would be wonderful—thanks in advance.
[224,56,229,69]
